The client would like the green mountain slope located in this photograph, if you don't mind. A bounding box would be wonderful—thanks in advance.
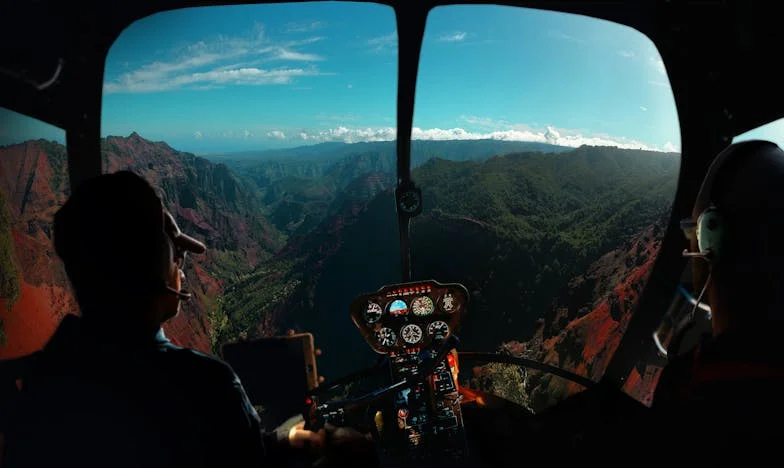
[224,145,679,378]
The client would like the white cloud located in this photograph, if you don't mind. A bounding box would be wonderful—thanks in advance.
[286,36,327,47]
[409,125,657,150]
[193,131,203,139]
[618,50,635,58]
[296,126,397,143]
[367,32,397,54]
[276,49,323,61]
[347,83,353,89]
[278,123,673,152]
[104,67,322,92]
[640,106,648,111]
[104,24,327,93]
[438,32,467,42]
[648,79,668,88]
[197,119,677,153]
[285,21,326,33]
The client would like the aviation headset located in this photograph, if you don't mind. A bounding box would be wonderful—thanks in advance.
[686,140,784,266]
[685,205,725,265]
[681,141,762,266]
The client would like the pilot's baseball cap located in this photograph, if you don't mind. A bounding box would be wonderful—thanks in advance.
[54,171,205,294]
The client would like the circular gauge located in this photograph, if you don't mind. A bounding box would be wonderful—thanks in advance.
[428,321,450,341]
[411,296,435,316]
[388,299,408,316]
[439,292,459,314]
[376,327,397,348]
[401,324,423,345]
[364,302,383,323]
[398,189,422,214]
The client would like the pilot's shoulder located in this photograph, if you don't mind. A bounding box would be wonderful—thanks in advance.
[161,344,240,383]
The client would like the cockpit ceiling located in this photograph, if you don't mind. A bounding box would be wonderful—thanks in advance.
[1,0,783,147]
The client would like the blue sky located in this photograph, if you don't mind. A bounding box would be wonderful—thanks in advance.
[3,2,688,153]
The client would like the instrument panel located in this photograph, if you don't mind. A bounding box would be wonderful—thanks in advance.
[350,280,468,354]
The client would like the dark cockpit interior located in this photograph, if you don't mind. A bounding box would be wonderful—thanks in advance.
[3,1,784,466]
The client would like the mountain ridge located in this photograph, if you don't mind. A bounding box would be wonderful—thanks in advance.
[0,133,677,410]
[0,135,286,356]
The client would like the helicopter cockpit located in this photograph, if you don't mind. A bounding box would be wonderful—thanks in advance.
[3,0,784,466]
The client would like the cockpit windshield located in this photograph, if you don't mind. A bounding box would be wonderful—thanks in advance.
[103,2,681,411]
[410,5,680,410]
[0,1,681,420]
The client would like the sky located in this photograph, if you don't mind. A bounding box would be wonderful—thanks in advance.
[2,2,692,153]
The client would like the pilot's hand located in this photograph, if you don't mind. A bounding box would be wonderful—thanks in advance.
[312,423,377,467]
[287,420,325,450]
[290,422,373,452]
[323,423,373,449]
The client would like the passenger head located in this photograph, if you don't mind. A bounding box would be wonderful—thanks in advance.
[53,171,206,328]
[688,140,784,336]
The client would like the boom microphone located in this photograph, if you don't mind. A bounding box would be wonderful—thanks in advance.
[682,249,711,259]
[165,286,192,301]
[653,291,685,358]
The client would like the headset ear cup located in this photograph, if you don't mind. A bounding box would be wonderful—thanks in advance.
[697,207,724,262]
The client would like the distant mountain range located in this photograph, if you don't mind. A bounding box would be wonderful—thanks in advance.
[0,133,678,410]
[206,140,571,164]
[222,140,571,238]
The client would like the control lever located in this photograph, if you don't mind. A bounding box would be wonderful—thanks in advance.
[420,334,460,378]
[309,335,460,426]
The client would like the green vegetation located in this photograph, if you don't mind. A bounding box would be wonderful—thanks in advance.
[0,188,20,308]
[414,147,677,249]
[224,140,572,238]
[406,147,678,351]
[37,139,69,196]
[216,144,679,382]
[206,296,231,354]
[0,189,19,346]
[482,363,529,408]
[209,250,258,282]
[212,259,301,347]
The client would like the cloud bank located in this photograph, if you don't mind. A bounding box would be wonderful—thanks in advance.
[253,123,679,152]
[104,24,328,93]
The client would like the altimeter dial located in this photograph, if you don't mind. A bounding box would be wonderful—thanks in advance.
[401,324,423,345]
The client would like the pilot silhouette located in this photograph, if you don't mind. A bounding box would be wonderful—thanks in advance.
[0,171,322,467]
[652,140,784,460]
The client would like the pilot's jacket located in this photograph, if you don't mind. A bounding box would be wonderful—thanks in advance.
[0,314,291,468]
[650,328,784,462]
